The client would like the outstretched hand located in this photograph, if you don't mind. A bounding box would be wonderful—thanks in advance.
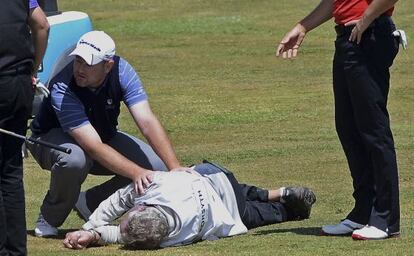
[276,24,307,59]
[133,169,154,195]
[63,230,95,249]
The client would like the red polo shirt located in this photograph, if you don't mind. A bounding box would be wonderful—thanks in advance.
[333,0,394,25]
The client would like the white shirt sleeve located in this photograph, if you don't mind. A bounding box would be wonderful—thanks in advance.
[82,183,136,231]
[95,225,124,244]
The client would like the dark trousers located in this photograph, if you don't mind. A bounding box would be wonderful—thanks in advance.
[333,16,400,235]
[194,161,287,230]
[0,73,33,256]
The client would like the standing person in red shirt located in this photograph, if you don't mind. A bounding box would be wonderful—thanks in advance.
[276,0,400,240]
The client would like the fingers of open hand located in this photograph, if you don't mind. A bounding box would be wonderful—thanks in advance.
[135,173,153,195]
[141,177,150,189]
[276,33,295,57]
[349,28,357,42]
[276,33,302,59]
[135,180,144,195]
[276,43,285,57]
[287,48,293,58]
[346,19,366,44]
[349,27,362,44]
[292,46,299,58]
[276,40,293,58]
[280,44,299,59]
[134,182,139,195]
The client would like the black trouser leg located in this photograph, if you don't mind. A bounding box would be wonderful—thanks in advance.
[333,17,400,234]
[231,176,287,229]
[238,183,269,202]
[0,73,33,256]
[333,50,374,225]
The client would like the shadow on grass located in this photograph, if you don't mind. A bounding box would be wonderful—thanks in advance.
[252,226,322,237]
[27,229,79,239]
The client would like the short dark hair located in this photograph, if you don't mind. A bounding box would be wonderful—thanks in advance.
[121,206,169,250]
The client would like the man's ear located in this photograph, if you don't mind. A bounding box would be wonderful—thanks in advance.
[104,59,115,74]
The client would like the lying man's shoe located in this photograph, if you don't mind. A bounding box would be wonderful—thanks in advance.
[34,214,58,237]
[281,187,316,220]
[322,219,364,236]
[352,226,390,240]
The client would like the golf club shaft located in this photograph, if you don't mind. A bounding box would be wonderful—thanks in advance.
[0,128,71,154]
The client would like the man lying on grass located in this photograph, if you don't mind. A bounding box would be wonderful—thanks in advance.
[63,161,316,249]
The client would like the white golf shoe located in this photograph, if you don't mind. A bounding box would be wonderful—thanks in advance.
[352,226,390,240]
[322,219,364,236]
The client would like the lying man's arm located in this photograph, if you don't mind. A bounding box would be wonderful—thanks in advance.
[83,183,136,230]
[63,226,122,249]
[63,183,137,249]
[63,229,101,249]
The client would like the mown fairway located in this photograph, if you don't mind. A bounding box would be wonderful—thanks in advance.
[25,0,413,255]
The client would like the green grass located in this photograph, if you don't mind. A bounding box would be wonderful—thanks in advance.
[25,0,414,255]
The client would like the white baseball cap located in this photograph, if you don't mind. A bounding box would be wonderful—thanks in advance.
[70,31,116,65]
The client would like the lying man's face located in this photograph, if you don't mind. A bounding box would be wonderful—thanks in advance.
[119,204,148,235]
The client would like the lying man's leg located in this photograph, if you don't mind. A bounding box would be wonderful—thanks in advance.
[194,161,316,229]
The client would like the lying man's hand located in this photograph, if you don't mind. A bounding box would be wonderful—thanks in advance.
[63,230,96,249]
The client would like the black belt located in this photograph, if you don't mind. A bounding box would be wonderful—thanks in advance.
[0,65,32,77]
[335,25,355,37]
[335,15,393,37]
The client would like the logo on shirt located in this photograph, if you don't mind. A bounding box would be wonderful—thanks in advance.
[105,98,115,110]
[198,189,206,232]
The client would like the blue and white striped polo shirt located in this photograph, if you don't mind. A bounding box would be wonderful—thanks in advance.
[51,57,148,132]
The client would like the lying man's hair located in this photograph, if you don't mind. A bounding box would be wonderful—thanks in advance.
[121,206,169,250]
